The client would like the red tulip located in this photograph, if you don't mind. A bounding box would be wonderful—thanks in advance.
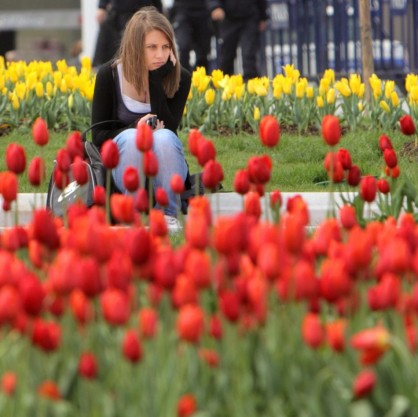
[123,166,140,192]
[209,315,223,339]
[72,157,89,185]
[336,148,352,170]
[202,159,224,189]
[32,117,49,146]
[176,304,205,344]
[78,352,98,379]
[170,173,185,194]
[377,178,390,194]
[53,166,69,191]
[0,286,19,325]
[1,372,17,396]
[134,188,149,213]
[66,131,84,160]
[101,140,119,169]
[247,155,272,184]
[259,115,280,147]
[31,319,61,352]
[32,209,60,250]
[188,129,203,157]
[28,157,46,186]
[37,380,60,400]
[360,175,377,202]
[379,134,393,152]
[399,114,416,135]
[301,312,324,349]
[219,290,240,322]
[326,319,347,352]
[321,115,341,146]
[125,227,151,265]
[110,194,135,224]
[244,190,262,218]
[177,394,197,417]
[56,149,71,172]
[122,329,143,363]
[100,289,130,326]
[269,189,282,210]
[69,290,94,324]
[351,325,390,363]
[233,169,250,194]
[383,148,397,168]
[347,164,361,186]
[0,171,18,202]
[6,143,26,174]
[353,370,376,398]
[155,187,169,207]
[198,348,220,368]
[19,273,45,316]
[143,150,158,177]
[138,307,158,338]
[135,122,153,152]
[197,138,216,166]
[93,185,106,206]
[339,204,357,229]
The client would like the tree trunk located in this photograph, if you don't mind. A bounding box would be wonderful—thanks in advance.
[358,0,374,103]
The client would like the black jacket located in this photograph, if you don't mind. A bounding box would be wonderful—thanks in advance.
[173,0,208,11]
[206,0,268,21]
[98,0,163,13]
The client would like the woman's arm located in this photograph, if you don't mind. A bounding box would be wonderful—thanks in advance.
[149,63,191,133]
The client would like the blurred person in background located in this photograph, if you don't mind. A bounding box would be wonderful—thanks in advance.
[93,0,163,68]
[170,0,212,73]
[207,0,268,80]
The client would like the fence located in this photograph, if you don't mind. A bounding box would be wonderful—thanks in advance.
[257,0,418,85]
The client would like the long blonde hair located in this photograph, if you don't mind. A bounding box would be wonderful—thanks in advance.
[115,7,180,98]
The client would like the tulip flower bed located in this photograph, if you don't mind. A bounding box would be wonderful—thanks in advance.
[3,57,418,137]
[0,112,417,417]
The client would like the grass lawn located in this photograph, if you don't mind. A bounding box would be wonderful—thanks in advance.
[1,125,417,193]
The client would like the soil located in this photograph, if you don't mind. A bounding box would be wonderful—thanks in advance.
[400,140,418,161]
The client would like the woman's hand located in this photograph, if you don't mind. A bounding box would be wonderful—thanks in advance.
[137,114,164,130]
[169,49,177,67]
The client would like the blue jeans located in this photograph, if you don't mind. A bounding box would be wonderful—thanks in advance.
[112,128,188,217]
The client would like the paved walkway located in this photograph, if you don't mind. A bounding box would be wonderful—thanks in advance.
[0,191,351,228]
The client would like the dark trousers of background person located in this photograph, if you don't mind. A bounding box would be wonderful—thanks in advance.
[217,15,260,81]
[172,9,212,73]
[93,10,133,67]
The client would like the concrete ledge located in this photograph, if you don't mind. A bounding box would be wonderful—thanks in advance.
[0,191,368,228]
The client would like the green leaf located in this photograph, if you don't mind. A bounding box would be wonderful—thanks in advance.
[349,400,374,417]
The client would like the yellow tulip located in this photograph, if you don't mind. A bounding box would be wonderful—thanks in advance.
[11,93,19,110]
[306,86,314,99]
[326,88,335,104]
[68,94,74,109]
[358,102,363,112]
[205,88,215,105]
[323,69,335,84]
[81,56,92,70]
[405,74,418,93]
[384,80,395,99]
[316,95,324,108]
[15,82,27,100]
[282,78,292,95]
[255,82,268,97]
[349,74,362,96]
[379,100,390,113]
[197,75,211,93]
[253,106,260,121]
[391,91,399,107]
[211,69,224,89]
[335,80,351,97]
[46,81,53,97]
[295,81,305,98]
[273,84,282,99]
[247,79,255,94]
[234,84,245,100]
[409,85,418,104]
[60,79,68,94]
[35,81,44,98]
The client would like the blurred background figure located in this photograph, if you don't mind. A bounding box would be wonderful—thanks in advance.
[93,0,163,68]
[207,0,268,81]
[170,0,212,73]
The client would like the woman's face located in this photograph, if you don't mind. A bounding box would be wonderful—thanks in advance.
[144,29,171,71]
